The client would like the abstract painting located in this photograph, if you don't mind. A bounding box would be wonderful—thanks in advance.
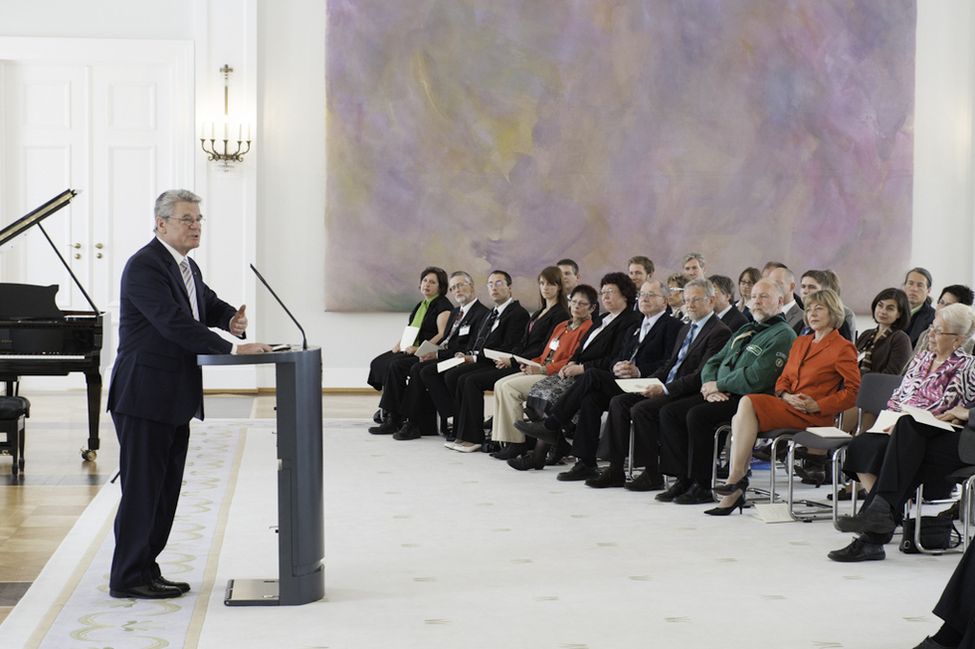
[325,0,915,312]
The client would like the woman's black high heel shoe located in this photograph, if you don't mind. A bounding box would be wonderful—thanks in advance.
[713,475,749,497]
[704,493,746,516]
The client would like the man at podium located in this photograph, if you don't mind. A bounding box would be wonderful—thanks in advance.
[107,189,272,599]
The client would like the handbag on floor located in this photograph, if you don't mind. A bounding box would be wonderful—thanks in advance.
[899,516,961,553]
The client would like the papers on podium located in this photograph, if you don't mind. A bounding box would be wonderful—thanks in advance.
[414,340,439,357]
[867,406,962,434]
[399,325,420,351]
[437,356,465,373]
[615,378,664,393]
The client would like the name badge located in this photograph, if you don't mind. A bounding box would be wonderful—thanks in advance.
[459,325,471,336]
[549,339,560,351]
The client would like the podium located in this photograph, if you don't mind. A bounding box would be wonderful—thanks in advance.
[198,347,324,606]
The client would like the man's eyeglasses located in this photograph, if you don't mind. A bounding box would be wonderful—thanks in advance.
[171,216,205,226]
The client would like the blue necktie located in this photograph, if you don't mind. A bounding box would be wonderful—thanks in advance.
[667,322,697,383]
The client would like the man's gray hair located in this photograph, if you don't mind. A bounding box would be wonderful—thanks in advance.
[154,189,202,221]
[682,252,706,267]
[450,271,474,285]
[685,277,715,299]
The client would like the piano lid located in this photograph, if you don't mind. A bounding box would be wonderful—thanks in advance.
[0,284,63,320]
[0,189,79,248]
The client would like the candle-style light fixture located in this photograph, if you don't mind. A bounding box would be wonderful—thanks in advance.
[200,64,252,167]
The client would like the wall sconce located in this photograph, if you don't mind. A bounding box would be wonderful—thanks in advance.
[200,64,252,167]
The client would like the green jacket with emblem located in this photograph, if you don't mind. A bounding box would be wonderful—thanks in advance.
[700,314,797,395]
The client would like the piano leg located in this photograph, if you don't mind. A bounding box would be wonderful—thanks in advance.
[82,370,102,461]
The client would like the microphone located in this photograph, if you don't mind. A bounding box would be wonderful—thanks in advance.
[249,264,308,350]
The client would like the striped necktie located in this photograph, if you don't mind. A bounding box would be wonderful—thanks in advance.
[179,259,200,321]
[667,322,697,383]
[440,311,463,348]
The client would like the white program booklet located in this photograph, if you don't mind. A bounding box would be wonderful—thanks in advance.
[399,325,420,351]
[513,355,543,369]
[482,348,509,361]
[867,408,961,434]
[615,378,664,393]
[414,340,439,357]
[436,356,465,373]
[804,426,852,439]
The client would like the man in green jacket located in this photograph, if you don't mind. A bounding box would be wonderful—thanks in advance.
[654,278,797,504]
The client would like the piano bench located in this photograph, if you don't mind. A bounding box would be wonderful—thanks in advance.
[0,396,29,476]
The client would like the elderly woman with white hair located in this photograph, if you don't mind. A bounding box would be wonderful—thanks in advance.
[829,302,975,562]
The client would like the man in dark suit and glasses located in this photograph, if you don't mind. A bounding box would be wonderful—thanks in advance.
[107,189,271,599]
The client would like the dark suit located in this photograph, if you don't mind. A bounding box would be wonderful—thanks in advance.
[414,299,530,427]
[453,305,568,444]
[781,301,804,331]
[547,312,681,463]
[907,301,937,346]
[605,314,732,471]
[378,300,490,418]
[107,238,239,589]
[719,305,748,333]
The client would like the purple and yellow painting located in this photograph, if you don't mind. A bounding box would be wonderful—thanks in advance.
[326,0,915,312]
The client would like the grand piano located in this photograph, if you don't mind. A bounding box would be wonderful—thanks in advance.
[0,190,104,461]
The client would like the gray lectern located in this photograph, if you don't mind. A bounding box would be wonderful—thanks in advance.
[198,347,324,606]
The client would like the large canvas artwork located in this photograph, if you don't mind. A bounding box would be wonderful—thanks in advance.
[325,0,915,312]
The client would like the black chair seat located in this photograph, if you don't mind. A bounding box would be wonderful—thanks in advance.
[0,396,30,419]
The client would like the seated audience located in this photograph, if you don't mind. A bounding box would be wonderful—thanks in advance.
[513,279,681,476]
[557,258,580,294]
[666,273,689,322]
[769,266,804,330]
[505,272,641,473]
[446,267,569,452]
[371,271,489,436]
[367,266,452,432]
[401,271,530,438]
[904,267,937,346]
[709,275,748,332]
[909,285,975,367]
[655,278,797,505]
[585,279,733,489]
[736,267,762,321]
[710,289,860,515]
[489,285,598,459]
[682,253,706,279]
[830,303,975,562]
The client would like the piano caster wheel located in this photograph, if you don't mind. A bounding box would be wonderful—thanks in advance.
[81,448,97,461]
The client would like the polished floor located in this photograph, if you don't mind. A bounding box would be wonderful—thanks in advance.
[0,391,964,648]
[0,390,371,623]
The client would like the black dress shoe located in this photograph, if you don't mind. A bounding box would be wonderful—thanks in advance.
[110,582,184,599]
[557,461,599,482]
[513,419,561,446]
[827,536,886,562]
[836,498,896,534]
[154,576,190,593]
[624,470,664,492]
[368,415,399,435]
[491,443,527,460]
[585,467,626,488]
[507,454,545,471]
[673,482,715,505]
[912,636,952,649]
[655,479,691,502]
[392,424,422,441]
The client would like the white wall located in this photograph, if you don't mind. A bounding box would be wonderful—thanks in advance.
[2,0,974,390]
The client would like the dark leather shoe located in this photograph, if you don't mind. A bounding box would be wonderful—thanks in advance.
[836,498,896,534]
[513,419,561,446]
[368,415,399,435]
[827,536,886,562]
[507,454,545,471]
[491,442,527,460]
[624,469,664,492]
[912,636,951,649]
[392,424,421,440]
[110,582,183,599]
[655,479,691,502]
[154,576,190,593]
[557,461,599,481]
[673,482,715,505]
[585,467,626,488]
